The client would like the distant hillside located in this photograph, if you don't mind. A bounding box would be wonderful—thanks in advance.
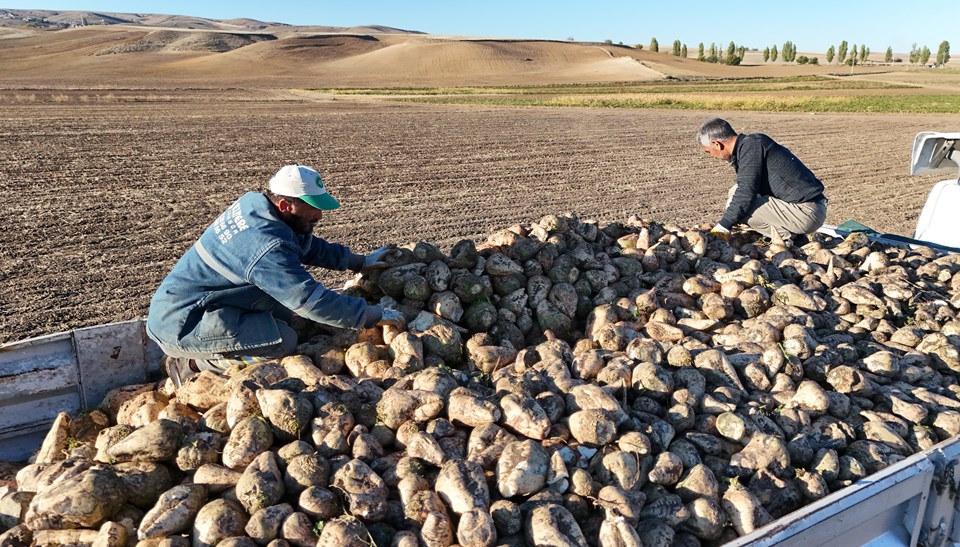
[93,29,276,55]
[0,8,423,34]
[0,8,909,89]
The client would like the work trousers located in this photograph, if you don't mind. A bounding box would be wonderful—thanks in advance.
[727,185,828,238]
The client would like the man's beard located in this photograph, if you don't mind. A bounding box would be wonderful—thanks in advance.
[290,215,318,235]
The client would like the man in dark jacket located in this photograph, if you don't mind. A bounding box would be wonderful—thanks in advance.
[698,118,828,241]
[147,164,401,386]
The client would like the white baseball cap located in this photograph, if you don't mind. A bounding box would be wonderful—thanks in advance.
[268,164,341,210]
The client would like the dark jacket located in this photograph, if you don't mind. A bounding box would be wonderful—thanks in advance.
[719,133,824,230]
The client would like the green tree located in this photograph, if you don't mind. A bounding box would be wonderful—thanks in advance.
[697,42,705,61]
[909,43,919,64]
[650,37,659,52]
[737,46,746,60]
[604,39,613,45]
[634,44,644,50]
[837,40,848,64]
[681,44,687,58]
[782,41,796,62]
[770,44,778,62]
[885,46,893,63]
[920,45,931,64]
[720,41,742,65]
[763,47,770,62]
[937,40,951,66]
[860,46,869,63]
[672,39,682,56]
[826,45,835,64]
[707,42,718,63]
[850,44,857,65]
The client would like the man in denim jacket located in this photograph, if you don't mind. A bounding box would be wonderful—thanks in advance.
[147,164,401,385]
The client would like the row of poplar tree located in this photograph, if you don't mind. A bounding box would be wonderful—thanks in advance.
[641,38,951,66]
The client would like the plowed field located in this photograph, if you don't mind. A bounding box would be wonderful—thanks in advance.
[2,89,959,343]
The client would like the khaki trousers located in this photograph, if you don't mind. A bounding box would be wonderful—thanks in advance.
[726,185,827,238]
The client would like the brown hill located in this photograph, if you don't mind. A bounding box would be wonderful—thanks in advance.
[0,8,419,34]
[0,22,897,88]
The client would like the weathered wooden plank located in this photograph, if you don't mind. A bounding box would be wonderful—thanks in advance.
[0,336,76,377]
[0,330,71,350]
[0,423,52,462]
[0,365,78,401]
[0,320,163,461]
[0,390,80,432]
[75,321,150,407]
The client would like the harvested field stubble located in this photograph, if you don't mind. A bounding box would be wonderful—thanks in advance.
[0,89,959,343]
[6,213,960,546]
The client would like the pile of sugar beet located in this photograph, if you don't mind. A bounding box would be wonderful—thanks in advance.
[4,214,960,547]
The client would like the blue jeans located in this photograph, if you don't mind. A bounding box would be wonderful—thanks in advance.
[156,311,299,370]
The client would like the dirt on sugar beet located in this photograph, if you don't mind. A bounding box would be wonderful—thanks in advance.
[1,88,958,344]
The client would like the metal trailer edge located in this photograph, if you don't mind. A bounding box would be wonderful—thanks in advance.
[0,319,163,462]
[2,321,960,545]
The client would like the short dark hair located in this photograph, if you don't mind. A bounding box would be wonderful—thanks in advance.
[265,191,304,206]
[697,118,737,146]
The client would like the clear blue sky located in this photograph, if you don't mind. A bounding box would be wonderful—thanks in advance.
[4,1,954,53]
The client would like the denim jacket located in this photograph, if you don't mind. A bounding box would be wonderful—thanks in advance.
[147,192,373,354]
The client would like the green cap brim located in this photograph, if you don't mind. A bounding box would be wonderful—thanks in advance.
[300,193,341,211]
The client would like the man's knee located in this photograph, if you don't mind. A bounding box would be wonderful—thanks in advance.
[235,321,297,359]
[791,201,827,235]
[745,217,789,239]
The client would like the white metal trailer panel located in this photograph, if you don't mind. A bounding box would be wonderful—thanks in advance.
[910,132,960,249]
[0,320,162,461]
[2,321,960,546]
[726,450,934,546]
